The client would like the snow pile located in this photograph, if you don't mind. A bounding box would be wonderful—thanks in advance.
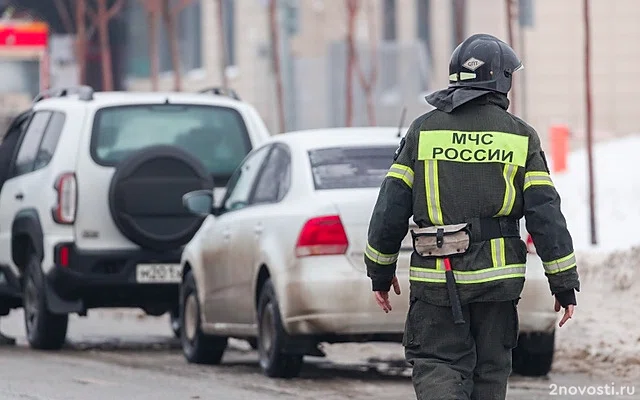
[546,134,640,379]
[551,135,640,254]
[554,246,640,380]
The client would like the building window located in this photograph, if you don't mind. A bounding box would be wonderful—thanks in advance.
[382,0,396,41]
[124,0,203,79]
[222,0,236,66]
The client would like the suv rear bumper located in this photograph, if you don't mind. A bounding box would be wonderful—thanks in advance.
[45,244,182,314]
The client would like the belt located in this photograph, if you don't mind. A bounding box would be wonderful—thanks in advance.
[416,216,520,242]
[468,216,520,242]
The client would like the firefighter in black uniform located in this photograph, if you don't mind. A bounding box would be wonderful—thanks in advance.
[364,33,580,400]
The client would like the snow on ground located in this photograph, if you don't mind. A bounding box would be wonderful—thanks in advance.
[545,134,640,380]
[551,134,640,254]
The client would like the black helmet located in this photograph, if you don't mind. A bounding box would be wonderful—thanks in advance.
[448,33,523,94]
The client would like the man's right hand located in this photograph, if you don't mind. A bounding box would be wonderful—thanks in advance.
[554,298,574,327]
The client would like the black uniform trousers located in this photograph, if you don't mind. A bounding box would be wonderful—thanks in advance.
[403,298,519,400]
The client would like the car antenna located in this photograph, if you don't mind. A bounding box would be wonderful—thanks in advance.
[397,106,407,138]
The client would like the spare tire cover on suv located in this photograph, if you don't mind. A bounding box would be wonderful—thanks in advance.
[108,145,213,251]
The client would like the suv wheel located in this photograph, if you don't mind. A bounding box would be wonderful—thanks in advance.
[257,279,303,378]
[23,254,68,350]
[180,270,227,364]
[512,331,555,376]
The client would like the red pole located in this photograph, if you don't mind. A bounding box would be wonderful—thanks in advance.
[584,0,596,244]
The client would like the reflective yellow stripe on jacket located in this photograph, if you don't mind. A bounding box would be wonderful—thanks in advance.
[524,171,554,191]
[410,264,526,284]
[386,163,414,189]
[365,243,399,265]
[543,252,577,274]
[495,164,518,217]
[424,160,444,225]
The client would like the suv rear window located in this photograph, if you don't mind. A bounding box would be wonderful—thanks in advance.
[308,146,396,190]
[90,104,251,185]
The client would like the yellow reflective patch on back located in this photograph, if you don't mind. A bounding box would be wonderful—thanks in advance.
[418,130,529,167]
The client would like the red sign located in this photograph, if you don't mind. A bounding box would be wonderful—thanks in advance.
[0,21,48,48]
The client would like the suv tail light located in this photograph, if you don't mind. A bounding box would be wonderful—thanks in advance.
[295,215,349,257]
[526,234,536,254]
[52,172,77,224]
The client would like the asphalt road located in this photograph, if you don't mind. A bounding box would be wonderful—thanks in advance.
[1,310,638,400]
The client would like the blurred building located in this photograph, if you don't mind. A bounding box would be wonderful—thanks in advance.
[124,0,437,133]
[8,0,639,149]
[121,0,640,149]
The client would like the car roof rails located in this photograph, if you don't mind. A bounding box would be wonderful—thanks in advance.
[198,87,241,101]
[33,85,95,103]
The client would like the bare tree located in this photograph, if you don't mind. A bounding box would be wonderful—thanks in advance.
[345,0,358,127]
[268,0,286,133]
[345,0,378,126]
[505,0,516,114]
[86,0,125,91]
[353,0,378,126]
[53,0,75,33]
[162,0,195,91]
[452,0,466,45]
[139,0,161,91]
[74,0,89,85]
[217,0,229,89]
[53,0,86,84]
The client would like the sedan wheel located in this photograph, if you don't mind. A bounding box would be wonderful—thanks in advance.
[256,279,303,378]
[512,331,555,376]
[180,270,228,364]
[184,293,198,341]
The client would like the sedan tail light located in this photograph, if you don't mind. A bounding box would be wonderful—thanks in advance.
[295,215,349,257]
[526,234,536,254]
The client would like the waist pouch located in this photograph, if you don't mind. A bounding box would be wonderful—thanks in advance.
[411,217,520,259]
[411,223,470,258]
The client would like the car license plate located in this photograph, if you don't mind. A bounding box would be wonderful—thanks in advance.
[136,264,182,283]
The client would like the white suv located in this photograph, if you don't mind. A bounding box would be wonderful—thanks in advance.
[0,86,271,350]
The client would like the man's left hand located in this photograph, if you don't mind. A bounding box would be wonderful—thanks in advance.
[374,276,401,313]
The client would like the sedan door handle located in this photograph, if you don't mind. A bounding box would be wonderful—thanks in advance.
[222,230,231,240]
[254,224,263,235]
[15,192,23,200]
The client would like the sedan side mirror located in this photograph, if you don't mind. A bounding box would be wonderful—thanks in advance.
[182,190,214,216]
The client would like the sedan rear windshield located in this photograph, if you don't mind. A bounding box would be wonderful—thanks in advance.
[308,146,396,190]
[90,104,251,185]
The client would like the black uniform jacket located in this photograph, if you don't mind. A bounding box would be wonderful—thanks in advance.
[364,90,580,307]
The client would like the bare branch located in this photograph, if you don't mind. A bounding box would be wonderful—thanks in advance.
[107,0,126,20]
[53,0,75,33]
